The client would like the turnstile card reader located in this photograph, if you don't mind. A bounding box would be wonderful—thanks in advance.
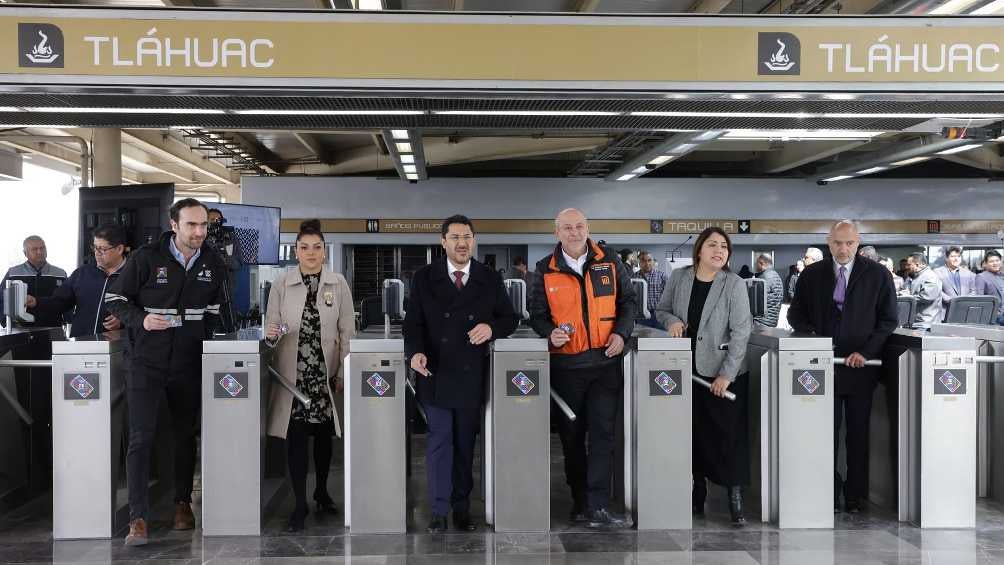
[344,337,406,534]
[51,335,125,540]
[201,333,267,536]
[486,333,549,532]
[748,328,834,529]
[625,330,693,530]
[890,329,977,528]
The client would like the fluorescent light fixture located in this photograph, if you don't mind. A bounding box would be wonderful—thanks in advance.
[855,166,887,175]
[234,109,424,116]
[434,110,621,116]
[399,154,415,164]
[822,175,854,182]
[729,94,750,100]
[357,0,383,8]
[0,107,18,112]
[630,111,1004,119]
[27,107,225,114]
[395,142,412,153]
[890,156,930,167]
[668,143,697,154]
[648,155,674,165]
[391,130,409,140]
[971,0,1004,14]
[823,93,857,101]
[936,143,983,155]
[693,131,722,141]
[930,0,984,13]
[616,174,637,181]
[406,173,419,180]
[403,164,417,173]
[722,129,883,140]
[632,166,648,174]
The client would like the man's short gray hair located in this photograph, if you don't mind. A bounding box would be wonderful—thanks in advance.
[859,245,879,261]
[22,235,43,251]
[554,208,586,228]
[756,253,773,267]
[830,219,860,234]
[805,247,824,262]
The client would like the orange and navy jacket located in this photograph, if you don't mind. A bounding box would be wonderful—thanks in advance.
[529,240,636,370]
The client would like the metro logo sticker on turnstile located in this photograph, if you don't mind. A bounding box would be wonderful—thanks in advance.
[935,369,967,395]
[649,370,682,396]
[506,370,539,397]
[362,371,396,398]
[63,373,99,400]
[213,372,249,399]
[792,369,825,396]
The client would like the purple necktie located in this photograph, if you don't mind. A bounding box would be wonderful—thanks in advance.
[833,265,847,311]
[453,271,465,290]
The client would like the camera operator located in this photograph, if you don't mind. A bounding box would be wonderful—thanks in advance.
[207,208,242,332]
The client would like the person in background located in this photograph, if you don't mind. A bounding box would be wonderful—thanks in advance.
[27,224,127,337]
[637,251,668,328]
[934,246,977,319]
[753,253,783,328]
[1,235,68,327]
[976,250,1004,325]
[656,227,752,525]
[878,256,905,293]
[264,219,355,532]
[787,220,897,514]
[905,252,943,330]
[787,259,805,302]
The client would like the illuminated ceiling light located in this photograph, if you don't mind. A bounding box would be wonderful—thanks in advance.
[0,107,19,112]
[391,130,409,140]
[693,131,722,141]
[855,166,887,175]
[929,0,984,13]
[890,156,931,167]
[27,107,225,114]
[399,154,415,164]
[631,166,648,174]
[434,110,622,116]
[395,142,412,153]
[822,175,854,182]
[823,93,857,100]
[935,143,983,155]
[616,174,636,181]
[971,0,1004,14]
[406,173,419,180]
[357,0,383,8]
[233,109,424,116]
[630,111,1004,120]
[729,94,750,100]
[648,155,674,165]
[668,143,697,154]
[722,129,883,140]
[402,164,417,173]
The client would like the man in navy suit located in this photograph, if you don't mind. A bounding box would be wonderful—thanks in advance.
[934,246,978,320]
[788,219,898,513]
[403,215,516,533]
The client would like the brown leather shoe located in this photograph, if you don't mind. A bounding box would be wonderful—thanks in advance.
[172,502,195,531]
[124,518,148,546]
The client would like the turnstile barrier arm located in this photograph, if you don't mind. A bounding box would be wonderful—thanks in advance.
[266,365,312,409]
[0,359,54,368]
[0,359,52,425]
[405,375,428,424]
[551,389,577,421]
[975,356,1004,364]
[833,357,883,367]
[0,381,32,425]
[691,374,737,401]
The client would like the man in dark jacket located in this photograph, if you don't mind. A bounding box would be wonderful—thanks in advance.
[104,198,227,546]
[529,208,636,529]
[754,253,784,328]
[404,214,516,533]
[27,224,127,337]
[787,220,898,514]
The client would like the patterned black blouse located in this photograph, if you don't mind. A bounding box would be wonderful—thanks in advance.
[292,272,332,424]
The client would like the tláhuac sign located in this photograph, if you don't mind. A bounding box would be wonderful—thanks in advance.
[4,10,1004,84]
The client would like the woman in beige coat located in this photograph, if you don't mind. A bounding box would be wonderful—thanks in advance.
[264,219,355,532]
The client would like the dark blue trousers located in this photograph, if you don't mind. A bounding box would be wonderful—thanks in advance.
[422,401,480,517]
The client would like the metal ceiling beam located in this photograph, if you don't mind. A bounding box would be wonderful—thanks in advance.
[121,129,237,184]
[292,132,334,164]
[761,140,870,173]
[689,0,734,13]
[812,135,975,182]
[229,132,285,174]
[939,144,1004,171]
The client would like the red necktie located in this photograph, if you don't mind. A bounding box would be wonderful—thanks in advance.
[453,271,465,290]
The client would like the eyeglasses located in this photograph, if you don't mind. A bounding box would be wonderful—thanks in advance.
[445,235,473,243]
[93,245,121,255]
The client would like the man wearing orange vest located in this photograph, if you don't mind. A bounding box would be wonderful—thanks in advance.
[529,208,637,529]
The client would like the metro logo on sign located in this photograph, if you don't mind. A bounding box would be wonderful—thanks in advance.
[757,32,800,76]
[18,23,64,68]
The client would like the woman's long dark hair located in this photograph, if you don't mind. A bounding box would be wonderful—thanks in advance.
[692,227,732,271]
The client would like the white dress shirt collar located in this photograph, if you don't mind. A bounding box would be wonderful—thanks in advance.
[561,248,588,276]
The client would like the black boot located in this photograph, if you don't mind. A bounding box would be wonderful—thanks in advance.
[692,477,707,517]
[286,505,309,532]
[728,486,746,526]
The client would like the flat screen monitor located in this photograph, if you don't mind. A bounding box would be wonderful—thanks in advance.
[210,203,281,265]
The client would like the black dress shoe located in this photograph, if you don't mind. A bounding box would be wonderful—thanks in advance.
[693,477,707,517]
[286,507,308,532]
[426,515,447,533]
[453,511,477,531]
[585,508,629,529]
[845,499,862,514]
[314,493,338,514]
[728,486,746,527]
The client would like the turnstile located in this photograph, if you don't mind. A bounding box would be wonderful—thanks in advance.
[747,328,834,529]
[201,330,269,536]
[884,328,978,528]
[622,328,692,530]
[344,335,406,534]
[50,335,126,540]
[930,323,1003,505]
[485,329,549,532]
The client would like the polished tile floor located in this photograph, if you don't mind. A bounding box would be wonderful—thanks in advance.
[2,437,1003,564]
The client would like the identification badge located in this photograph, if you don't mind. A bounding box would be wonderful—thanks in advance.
[323,290,334,307]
